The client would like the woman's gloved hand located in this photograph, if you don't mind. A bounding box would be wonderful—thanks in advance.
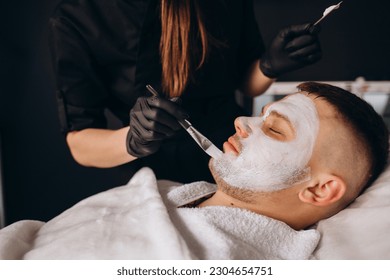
[126,96,187,158]
[260,23,322,78]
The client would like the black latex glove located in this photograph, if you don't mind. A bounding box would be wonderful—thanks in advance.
[260,23,322,78]
[126,96,187,158]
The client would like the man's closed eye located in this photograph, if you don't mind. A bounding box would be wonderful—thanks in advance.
[269,127,283,135]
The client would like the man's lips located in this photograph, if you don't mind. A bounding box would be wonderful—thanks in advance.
[223,136,240,155]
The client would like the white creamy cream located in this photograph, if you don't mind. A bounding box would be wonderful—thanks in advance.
[212,93,319,192]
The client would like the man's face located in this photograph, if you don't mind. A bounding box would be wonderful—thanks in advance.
[211,93,320,192]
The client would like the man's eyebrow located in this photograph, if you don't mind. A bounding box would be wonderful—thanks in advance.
[268,111,294,131]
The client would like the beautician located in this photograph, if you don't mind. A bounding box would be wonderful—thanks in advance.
[49,0,322,183]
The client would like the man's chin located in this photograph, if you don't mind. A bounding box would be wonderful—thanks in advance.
[209,159,227,186]
[208,159,254,201]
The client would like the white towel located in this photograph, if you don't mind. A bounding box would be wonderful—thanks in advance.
[23,168,193,259]
[0,168,320,259]
[0,220,44,259]
[161,181,320,260]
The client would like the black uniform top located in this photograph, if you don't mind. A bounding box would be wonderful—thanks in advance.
[49,0,265,183]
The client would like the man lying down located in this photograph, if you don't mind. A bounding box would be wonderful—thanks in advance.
[1,82,388,260]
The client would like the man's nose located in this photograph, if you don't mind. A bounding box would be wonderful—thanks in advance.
[234,117,251,138]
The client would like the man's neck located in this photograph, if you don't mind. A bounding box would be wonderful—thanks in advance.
[198,189,280,220]
[198,189,248,208]
[198,188,314,231]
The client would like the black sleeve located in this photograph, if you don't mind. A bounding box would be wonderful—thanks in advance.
[237,0,265,76]
[49,15,108,133]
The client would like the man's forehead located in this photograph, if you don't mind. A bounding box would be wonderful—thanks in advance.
[301,92,339,119]
[281,92,311,101]
[270,92,315,109]
[278,92,334,117]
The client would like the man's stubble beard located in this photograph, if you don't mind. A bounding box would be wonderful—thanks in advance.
[208,159,272,204]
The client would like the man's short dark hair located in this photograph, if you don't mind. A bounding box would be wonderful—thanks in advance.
[297,82,389,192]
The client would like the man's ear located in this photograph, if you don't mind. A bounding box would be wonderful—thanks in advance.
[298,175,347,206]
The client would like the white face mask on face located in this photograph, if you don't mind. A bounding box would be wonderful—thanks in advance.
[212,94,319,192]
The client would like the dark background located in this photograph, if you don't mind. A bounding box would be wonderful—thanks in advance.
[255,0,390,81]
[1,0,389,225]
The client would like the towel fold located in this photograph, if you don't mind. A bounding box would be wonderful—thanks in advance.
[161,181,320,259]
[23,168,193,259]
[0,220,44,259]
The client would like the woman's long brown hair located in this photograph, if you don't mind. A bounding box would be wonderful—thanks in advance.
[160,0,209,97]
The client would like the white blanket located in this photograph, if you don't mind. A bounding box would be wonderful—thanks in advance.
[0,168,319,259]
